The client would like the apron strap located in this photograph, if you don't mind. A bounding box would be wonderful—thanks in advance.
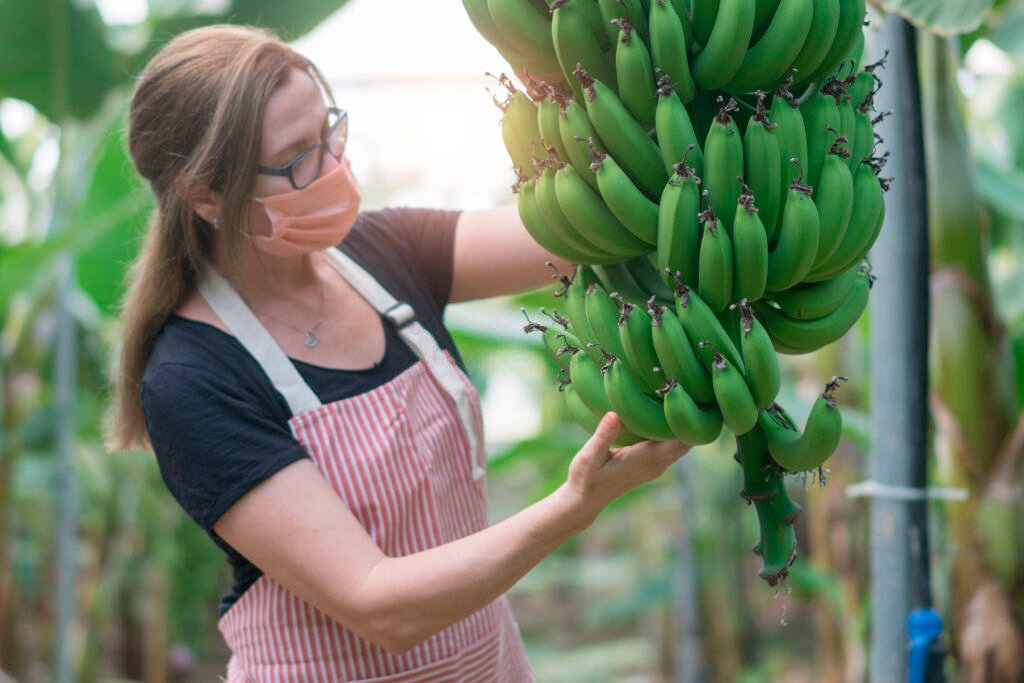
[196,264,323,416]
[323,247,485,479]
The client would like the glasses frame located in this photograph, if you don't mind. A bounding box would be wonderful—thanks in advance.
[256,107,348,191]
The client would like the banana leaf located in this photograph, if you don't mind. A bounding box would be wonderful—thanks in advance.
[875,0,997,36]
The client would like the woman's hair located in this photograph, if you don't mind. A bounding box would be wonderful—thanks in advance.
[105,24,334,452]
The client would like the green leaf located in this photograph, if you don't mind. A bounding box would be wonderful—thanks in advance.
[75,113,153,315]
[0,0,117,121]
[876,0,996,36]
[972,158,1024,222]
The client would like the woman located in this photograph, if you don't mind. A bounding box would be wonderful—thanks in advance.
[106,23,690,682]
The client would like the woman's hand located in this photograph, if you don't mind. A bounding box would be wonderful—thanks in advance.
[560,412,691,527]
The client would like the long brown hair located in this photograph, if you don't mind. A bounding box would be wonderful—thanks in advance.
[105,24,334,452]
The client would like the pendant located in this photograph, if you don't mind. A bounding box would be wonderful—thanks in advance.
[304,330,320,348]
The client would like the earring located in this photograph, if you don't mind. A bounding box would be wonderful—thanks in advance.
[213,217,220,229]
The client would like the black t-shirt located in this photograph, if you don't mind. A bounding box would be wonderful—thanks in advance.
[140,206,462,616]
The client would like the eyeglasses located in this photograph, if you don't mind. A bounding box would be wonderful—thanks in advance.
[257,107,348,190]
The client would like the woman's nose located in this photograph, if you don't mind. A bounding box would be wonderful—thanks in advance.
[320,151,343,178]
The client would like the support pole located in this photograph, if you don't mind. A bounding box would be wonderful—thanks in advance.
[672,456,704,683]
[868,15,939,683]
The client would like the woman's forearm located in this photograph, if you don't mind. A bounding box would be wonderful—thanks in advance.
[356,483,593,652]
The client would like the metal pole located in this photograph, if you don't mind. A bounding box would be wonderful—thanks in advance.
[869,15,937,683]
[50,0,77,677]
[672,456,704,683]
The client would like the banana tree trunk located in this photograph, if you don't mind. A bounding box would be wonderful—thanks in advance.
[918,29,1024,682]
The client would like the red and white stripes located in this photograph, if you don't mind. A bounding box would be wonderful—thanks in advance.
[218,354,532,682]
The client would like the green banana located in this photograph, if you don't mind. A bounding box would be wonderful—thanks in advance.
[742,91,782,239]
[811,130,854,269]
[612,16,658,132]
[585,280,634,365]
[487,0,560,67]
[758,377,846,471]
[765,160,820,291]
[732,185,769,302]
[463,0,535,68]
[752,0,781,36]
[769,262,862,319]
[498,85,546,174]
[801,77,843,193]
[754,269,871,354]
[523,309,579,370]
[837,75,857,159]
[517,175,609,263]
[598,0,649,46]
[723,0,812,94]
[736,426,776,501]
[702,97,744,234]
[535,159,621,261]
[551,0,618,105]
[707,347,759,434]
[801,0,866,85]
[538,90,573,170]
[560,266,607,364]
[627,254,676,303]
[614,295,669,393]
[575,66,668,199]
[672,278,746,373]
[736,301,780,409]
[654,76,704,177]
[848,104,875,174]
[846,70,874,115]
[602,355,676,440]
[648,297,715,403]
[768,78,808,241]
[586,139,660,244]
[554,161,653,256]
[805,157,885,281]
[592,262,649,307]
[697,192,735,313]
[568,345,613,414]
[649,0,696,104]
[692,0,756,90]
[557,98,604,191]
[576,0,615,50]
[658,379,723,445]
[784,0,839,88]
[562,379,646,446]
[691,0,720,47]
[657,149,703,289]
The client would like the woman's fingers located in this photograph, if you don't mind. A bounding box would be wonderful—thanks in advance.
[575,412,623,470]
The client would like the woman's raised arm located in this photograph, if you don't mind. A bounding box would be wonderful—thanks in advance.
[213,413,688,655]
[448,203,574,303]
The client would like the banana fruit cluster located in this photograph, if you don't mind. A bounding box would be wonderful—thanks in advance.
[473,0,889,585]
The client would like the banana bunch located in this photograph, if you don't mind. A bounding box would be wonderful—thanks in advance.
[477,0,891,586]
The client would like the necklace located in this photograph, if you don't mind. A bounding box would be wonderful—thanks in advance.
[255,275,325,348]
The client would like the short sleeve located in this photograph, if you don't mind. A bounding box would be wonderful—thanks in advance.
[360,207,461,312]
[141,362,310,531]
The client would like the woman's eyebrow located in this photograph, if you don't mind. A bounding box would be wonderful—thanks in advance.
[268,112,329,162]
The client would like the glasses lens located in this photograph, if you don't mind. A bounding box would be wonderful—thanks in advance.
[327,111,347,158]
[292,147,323,189]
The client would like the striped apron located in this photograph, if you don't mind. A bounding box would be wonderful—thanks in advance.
[197,246,534,682]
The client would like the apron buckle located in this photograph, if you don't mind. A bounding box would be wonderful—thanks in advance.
[382,302,416,330]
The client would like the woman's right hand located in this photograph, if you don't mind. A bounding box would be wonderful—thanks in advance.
[560,412,691,527]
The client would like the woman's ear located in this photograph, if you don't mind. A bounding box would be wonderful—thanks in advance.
[192,187,224,224]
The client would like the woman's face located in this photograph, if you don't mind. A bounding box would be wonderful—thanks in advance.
[247,67,341,237]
